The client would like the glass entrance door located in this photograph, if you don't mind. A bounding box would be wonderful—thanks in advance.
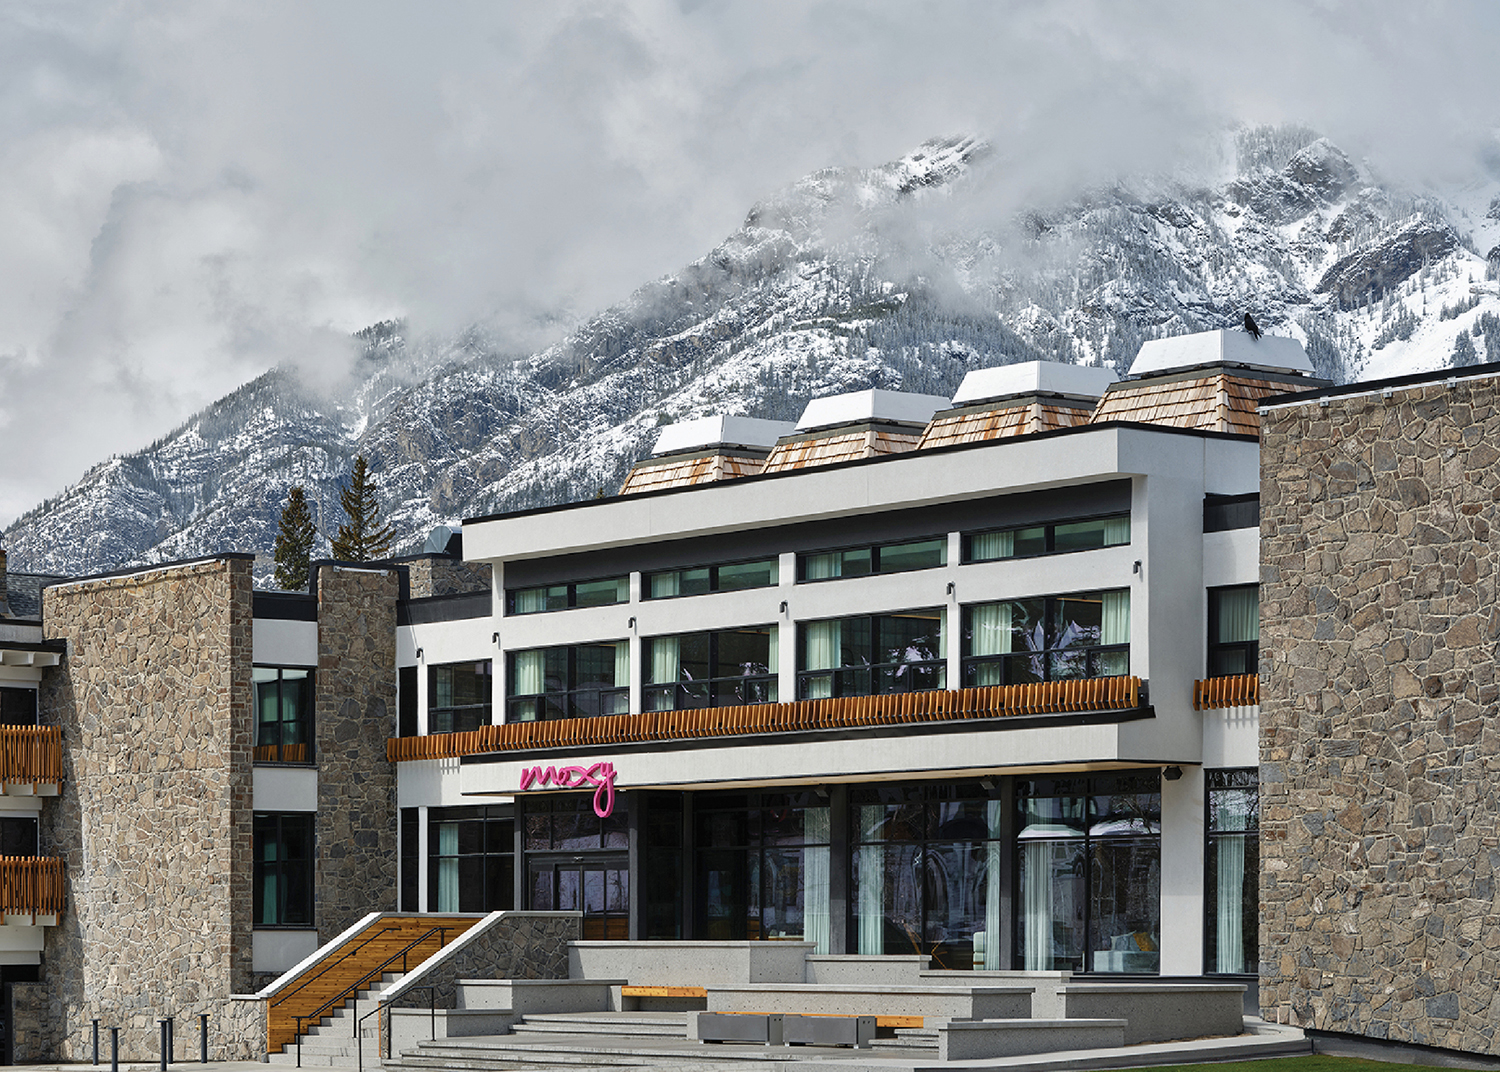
[529,857,629,939]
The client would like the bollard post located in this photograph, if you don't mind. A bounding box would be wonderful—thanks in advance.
[167,1016,174,1064]
[159,1018,169,1071]
[92,1019,100,1065]
[199,1013,209,1063]
[110,1027,119,1072]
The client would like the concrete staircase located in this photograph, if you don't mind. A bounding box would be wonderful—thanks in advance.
[267,972,403,1067]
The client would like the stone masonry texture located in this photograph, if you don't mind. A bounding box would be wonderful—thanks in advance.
[403,555,491,599]
[31,558,255,1062]
[1260,376,1500,1054]
[386,912,579,1012]
[314,564,399,937]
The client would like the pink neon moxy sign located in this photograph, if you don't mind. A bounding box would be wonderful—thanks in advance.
[518,761,618,818]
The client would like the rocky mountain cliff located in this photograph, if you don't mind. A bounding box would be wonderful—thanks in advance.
[7,127,1500,583]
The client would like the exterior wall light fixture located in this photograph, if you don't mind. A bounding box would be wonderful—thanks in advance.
[1162,765,1182,781]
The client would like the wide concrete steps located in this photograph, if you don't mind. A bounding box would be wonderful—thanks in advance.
[266,975,402,1066]
[510,1013,692,1039]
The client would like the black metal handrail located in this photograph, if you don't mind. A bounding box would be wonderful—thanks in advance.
[355,985,437,1072]
[291,927,453,1066]
[269,924,405,1010]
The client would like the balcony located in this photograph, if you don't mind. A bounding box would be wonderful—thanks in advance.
[0,726,63,794]
[0,856,64,921]
[1193,673,1259,710]
[388,677,1144,761]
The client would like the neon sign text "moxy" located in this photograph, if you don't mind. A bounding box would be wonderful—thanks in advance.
[518,761,617,818]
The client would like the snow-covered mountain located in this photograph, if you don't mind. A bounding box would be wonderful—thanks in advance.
[7,127,1500,583]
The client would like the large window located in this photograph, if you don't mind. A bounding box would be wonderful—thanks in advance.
[644,558,778,599]
[506,576,628,615]
[430,805,515,913]
[0,688,36,726]
[797,538,946,582]
[254,812,314,928]
[643,627,777,711]
[1015,772,1160,973]
[1205,768,1258,975]
[429,661,492,734]
[851,781,1001,970]
[253,667,313,763]
[1208,585,1259,676]
[507,642,628,721]
[693,791,831,953]
[962,591,1129,686]
[797,610,945,699]
[964,514,1129,562]
[525,795,629,940]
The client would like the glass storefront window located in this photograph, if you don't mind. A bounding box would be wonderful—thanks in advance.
[851,782,1003,970]
[1016,772,1160,973]
[429,805,514,913]
[1206,768,1259,974]
[691,791,831,952]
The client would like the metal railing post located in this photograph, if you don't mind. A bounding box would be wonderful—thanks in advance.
[158,1019,168,1072]
[295,1016,303,1068]
[199,1013,208,1063]
[109,1027,118,1072]
[91,1019,99,1065]
[166,1015,174,1064]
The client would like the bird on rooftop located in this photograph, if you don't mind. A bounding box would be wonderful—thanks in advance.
[1243,312,1262,340]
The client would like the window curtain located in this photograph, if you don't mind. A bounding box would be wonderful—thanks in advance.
[970,603,1011,686]
[514,587,546,613]
[1218,588,1259,644]
[803,620,841,699]
[804,553,840,580]
[614,642,631,688]
[1103,515,1131,546]
[1021,841,1053,970]
[803,808,831,954]
[983,801,1004,969]
[512,651,544,695]
[766,626,779,674]
[650,572,679,599]
[649,636,680,685]
[970,531,1015,561]
[857,806,885,954]
[436,823,459,912]
[1101,590,1131,645]
[1215,834,1246,973]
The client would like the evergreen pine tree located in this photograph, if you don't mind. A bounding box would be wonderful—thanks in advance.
[330,455,395,562]
[1453,330,1479,368]
[272,486,319,590]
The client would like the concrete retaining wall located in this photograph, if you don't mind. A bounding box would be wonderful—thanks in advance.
[939,1019,1127,1061]
[1060,984,1245,1044]
[706,983,1033,1020]
[568,940,812,986]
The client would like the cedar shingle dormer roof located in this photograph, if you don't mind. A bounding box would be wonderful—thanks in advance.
[919,398,1094,448]
[619,415,793,495]
[918,361,1115,449]
[620,451,769,494]
[762,425,923,472]
[1089,371,1301,436]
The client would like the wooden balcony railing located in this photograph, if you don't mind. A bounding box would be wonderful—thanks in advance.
[0,726,63,787]
[1193,673,1260,710]
[388,676,1143,762]
[0,857,64,919]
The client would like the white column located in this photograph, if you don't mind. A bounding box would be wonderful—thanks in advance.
[1158,765,1205,975]
[778,552,797,701]
[416,805,430,913]
[946,531,962,688]
[629,571,643,714]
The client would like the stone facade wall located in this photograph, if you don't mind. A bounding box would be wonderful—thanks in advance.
[386,912,579,1010]
[404,555,492,599]
[36,558,254,1061]
[315,565,399,939]
[1260,377,1500,1054]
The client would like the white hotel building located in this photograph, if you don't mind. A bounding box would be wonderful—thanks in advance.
[389,329,1312,992]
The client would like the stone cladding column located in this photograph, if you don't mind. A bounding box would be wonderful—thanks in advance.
[1260,378,1500,1055]
[314,564,399,938]
[32,557,253,1061]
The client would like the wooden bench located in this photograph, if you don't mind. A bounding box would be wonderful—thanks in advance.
[621,985,707,999]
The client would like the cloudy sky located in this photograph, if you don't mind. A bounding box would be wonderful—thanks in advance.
[1,0,1497,525]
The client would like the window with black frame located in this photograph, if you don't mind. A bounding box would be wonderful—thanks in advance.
[1205,768,1258,974]
[428,661,492,734]
[797,609,944,699]
[1015,772,1160,973]
[1207,585,1259,676]
[429,805,515,913]
[506,576,628,615]
[644,558,778,599]
[253,667,314,763]
[254,812,313,927]
[962,591,1129,686]
[797,538,946,582]
[850,781,1002,969]
[964,514,1129,562]
[643,627,777,710]
[0,687,37,726]
[507,642,628,721]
